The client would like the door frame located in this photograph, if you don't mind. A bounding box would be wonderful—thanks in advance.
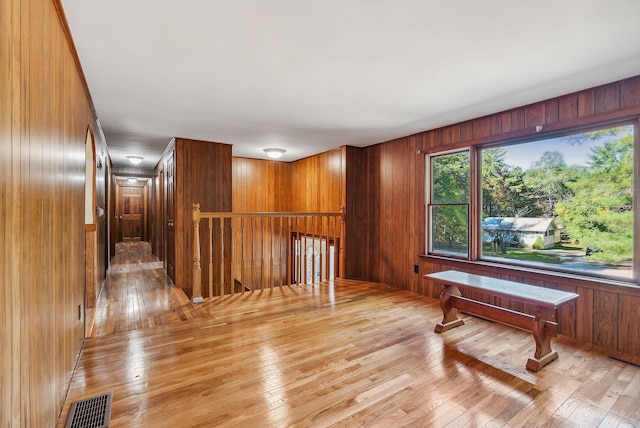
[111,176,150,244]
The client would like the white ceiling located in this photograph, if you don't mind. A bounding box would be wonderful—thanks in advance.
[62,0,640,169]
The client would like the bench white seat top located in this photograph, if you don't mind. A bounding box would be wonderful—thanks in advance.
[426,270,579,309]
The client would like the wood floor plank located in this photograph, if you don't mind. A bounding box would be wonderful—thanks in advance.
[58,242,640,427]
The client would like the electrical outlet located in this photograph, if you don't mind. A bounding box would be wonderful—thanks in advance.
[414,264,419,274]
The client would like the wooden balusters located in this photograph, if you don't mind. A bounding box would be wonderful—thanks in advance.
[311,215,317,284]
[190,207,344,299]
[250,217,255,290]
[286,217,292,286]
[278,216,284,288]
[208,218,213,298]
[219,216,225,297]
[230,218,235,295]
[339,205,345,279]
[241,217,246,293]
[269,216,274,290]
[192,204,204,303]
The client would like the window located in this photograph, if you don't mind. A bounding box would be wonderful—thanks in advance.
[293,235,336,284]
[426,123,636,282]
[427,150,470,258]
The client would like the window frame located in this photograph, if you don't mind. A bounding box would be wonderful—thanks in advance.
[425,147,475,259]
[424,119,639,285]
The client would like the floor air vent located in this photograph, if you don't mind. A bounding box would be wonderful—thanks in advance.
[65,392,113,428]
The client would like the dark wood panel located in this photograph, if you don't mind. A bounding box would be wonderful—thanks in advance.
[473,117,491,139]
[500,112,512,133]
[621,76,640,108]
[460,121,473,141]
[575,286,594,343]
[490,115,502,136]
[578,90,595,117]
[344,146,366,279]
[510,108,526,131]
[364,146,381,282]
[595,83,621,114]
[423,130,436,149]
[525,104,544,128]
[450,123,461,144]
[618,295,640,355]
[173,138,232,297]
[592,290,618,350]
[545,100,559,125]
[559,95,578,122]
[556,284,577,337]
[441,127,452,146]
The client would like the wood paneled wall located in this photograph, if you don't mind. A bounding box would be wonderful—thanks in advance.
[1,0,109,425]
[232,150,346,214]
[233,157,292,212]
[361,75,640,357]
[290,148,344,212]
[149,158,166,260]
[172,138,232,297]
[343,146,367,279]
[230,158,292,290]
[233,148,366,279]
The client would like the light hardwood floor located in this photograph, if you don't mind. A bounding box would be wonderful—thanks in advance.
[88,242,206,337]
[58,242,640,427]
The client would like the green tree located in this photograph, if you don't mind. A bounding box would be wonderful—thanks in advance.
[432,152,469,203]
[432,205,468,251]
[524,151,574,217]
[555,130,633,263]
[431,152,469,252]
[482,148,535,217]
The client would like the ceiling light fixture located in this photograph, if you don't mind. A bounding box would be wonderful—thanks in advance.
[263,148,286,159]
[126,155,144,165]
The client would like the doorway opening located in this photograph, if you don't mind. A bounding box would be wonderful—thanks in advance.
[84,128,97,336]
[114,177,149,242]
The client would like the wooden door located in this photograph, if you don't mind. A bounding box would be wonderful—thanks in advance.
[121,187,143,240]
[166,153,175,280]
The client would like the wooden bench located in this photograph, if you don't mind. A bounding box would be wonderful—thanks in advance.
[425,270,579,372]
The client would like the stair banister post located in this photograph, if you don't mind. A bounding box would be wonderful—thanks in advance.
[192,203,204,303]
[339,205,345,279]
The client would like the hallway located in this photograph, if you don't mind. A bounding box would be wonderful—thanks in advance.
[57,243,640,427]
[89,241,206,337]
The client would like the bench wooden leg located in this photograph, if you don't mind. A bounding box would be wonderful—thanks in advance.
[526,307,558,372]
[435,284,465,333]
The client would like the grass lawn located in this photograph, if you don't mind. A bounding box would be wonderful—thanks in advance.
[483,246,562,264]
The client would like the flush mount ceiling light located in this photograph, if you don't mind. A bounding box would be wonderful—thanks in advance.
[263,148,286,159]
[126,155,144,165]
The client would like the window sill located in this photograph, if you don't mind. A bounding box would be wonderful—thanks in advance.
[418,253,639,294]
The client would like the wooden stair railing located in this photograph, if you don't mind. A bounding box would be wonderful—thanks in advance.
[191,203,345,302]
